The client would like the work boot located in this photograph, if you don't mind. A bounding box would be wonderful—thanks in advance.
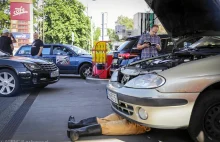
[67,124,102,141]
[68,116,75,122]
[68,116,97,129]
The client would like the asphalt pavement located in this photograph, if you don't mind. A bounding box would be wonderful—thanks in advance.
[0,76,193,142]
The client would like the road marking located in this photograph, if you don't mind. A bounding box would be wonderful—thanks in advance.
[0,89,40,140]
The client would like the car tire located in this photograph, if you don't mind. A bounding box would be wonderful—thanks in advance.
[188,90,220,142]
[0,69,20,97]
[79,63,92,79]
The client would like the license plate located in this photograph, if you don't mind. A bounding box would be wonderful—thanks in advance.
[107,90,118,104]
[50,70,59,78]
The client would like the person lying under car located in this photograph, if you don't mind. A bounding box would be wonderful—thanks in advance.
[67,113,151,141]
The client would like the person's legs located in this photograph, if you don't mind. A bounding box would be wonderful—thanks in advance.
[67,116,151,141]
[97,113,123,124]
[101,119,150,135]
[68,113,121,129]
[67,124,102,142]
[68,116,97,129]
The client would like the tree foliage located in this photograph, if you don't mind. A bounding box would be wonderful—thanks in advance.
[93,27,101,42]
[43,0,91,49]
[107,28,119,42]
[0,1,10,31]
[116,15,133,30]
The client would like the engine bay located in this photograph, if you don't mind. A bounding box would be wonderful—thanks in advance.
[117,48,220,84]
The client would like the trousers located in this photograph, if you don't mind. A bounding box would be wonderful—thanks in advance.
[96,113,151,135]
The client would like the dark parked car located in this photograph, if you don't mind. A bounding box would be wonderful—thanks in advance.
[0,50,59,97]
[15,44,92,79]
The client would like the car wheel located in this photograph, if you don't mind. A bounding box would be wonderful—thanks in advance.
[79,64,92,79]
[0,69,20,97]
[188,90,220,142]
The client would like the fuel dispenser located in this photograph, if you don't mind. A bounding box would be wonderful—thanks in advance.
[92,41,108,79]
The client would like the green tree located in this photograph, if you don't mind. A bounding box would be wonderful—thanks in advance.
[116,15,133,30]
[107,28,119,50]
[107,28,119,42]
[43,0,91,49]
[0,1,10,31]
[33,0,42,30]
[93,27,101,41]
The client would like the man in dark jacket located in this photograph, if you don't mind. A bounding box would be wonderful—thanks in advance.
[31,32,44,57]
[0,29,15,55]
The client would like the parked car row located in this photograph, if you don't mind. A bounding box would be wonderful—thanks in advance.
[0,43,94,97]
[107,0,220,142]
[15,44,92,79]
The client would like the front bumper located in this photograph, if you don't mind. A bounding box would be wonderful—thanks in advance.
[17,68,59,87]
[107,82,199,129]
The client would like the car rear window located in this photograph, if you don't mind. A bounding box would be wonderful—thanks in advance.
[18,46,31,55]
[117,39,138,52]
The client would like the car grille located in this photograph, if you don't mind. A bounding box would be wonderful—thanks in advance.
[38,63,58,72]
[112,101,134,116]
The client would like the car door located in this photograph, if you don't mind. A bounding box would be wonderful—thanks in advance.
[16,45,32,57]
[42,45,53,62]
[51,45,75,73]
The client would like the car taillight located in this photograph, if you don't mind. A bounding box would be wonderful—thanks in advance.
[119,53,137,59]
[119,53,129,59]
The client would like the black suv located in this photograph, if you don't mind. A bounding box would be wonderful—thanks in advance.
[0,50,59,97]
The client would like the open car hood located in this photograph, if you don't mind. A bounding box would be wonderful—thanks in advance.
[145,0,220,37]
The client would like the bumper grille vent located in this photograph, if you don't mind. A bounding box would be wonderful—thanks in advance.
[112,101,134,116]
[38,63,58,71]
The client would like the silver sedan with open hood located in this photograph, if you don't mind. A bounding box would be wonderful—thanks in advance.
[107,0,220,142]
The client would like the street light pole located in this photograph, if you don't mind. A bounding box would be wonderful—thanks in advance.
[87,0,96,51]
[102,13,104,41]
[90,17,93,50]
[42,0,45,42]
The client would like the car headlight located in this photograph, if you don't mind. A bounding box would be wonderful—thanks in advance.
[110,70,118,82]
[24,63,41,71]
[121,68,140,76]
[124,74,166,89]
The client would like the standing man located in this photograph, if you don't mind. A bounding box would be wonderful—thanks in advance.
[31,32,44,57]
[0,29,15,55]
[137,25,161,59]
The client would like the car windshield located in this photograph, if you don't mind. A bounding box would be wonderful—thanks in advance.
[0,50,10,57]
[68,45,90,55]
[189,37,220,48]
[117,39,137,51]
